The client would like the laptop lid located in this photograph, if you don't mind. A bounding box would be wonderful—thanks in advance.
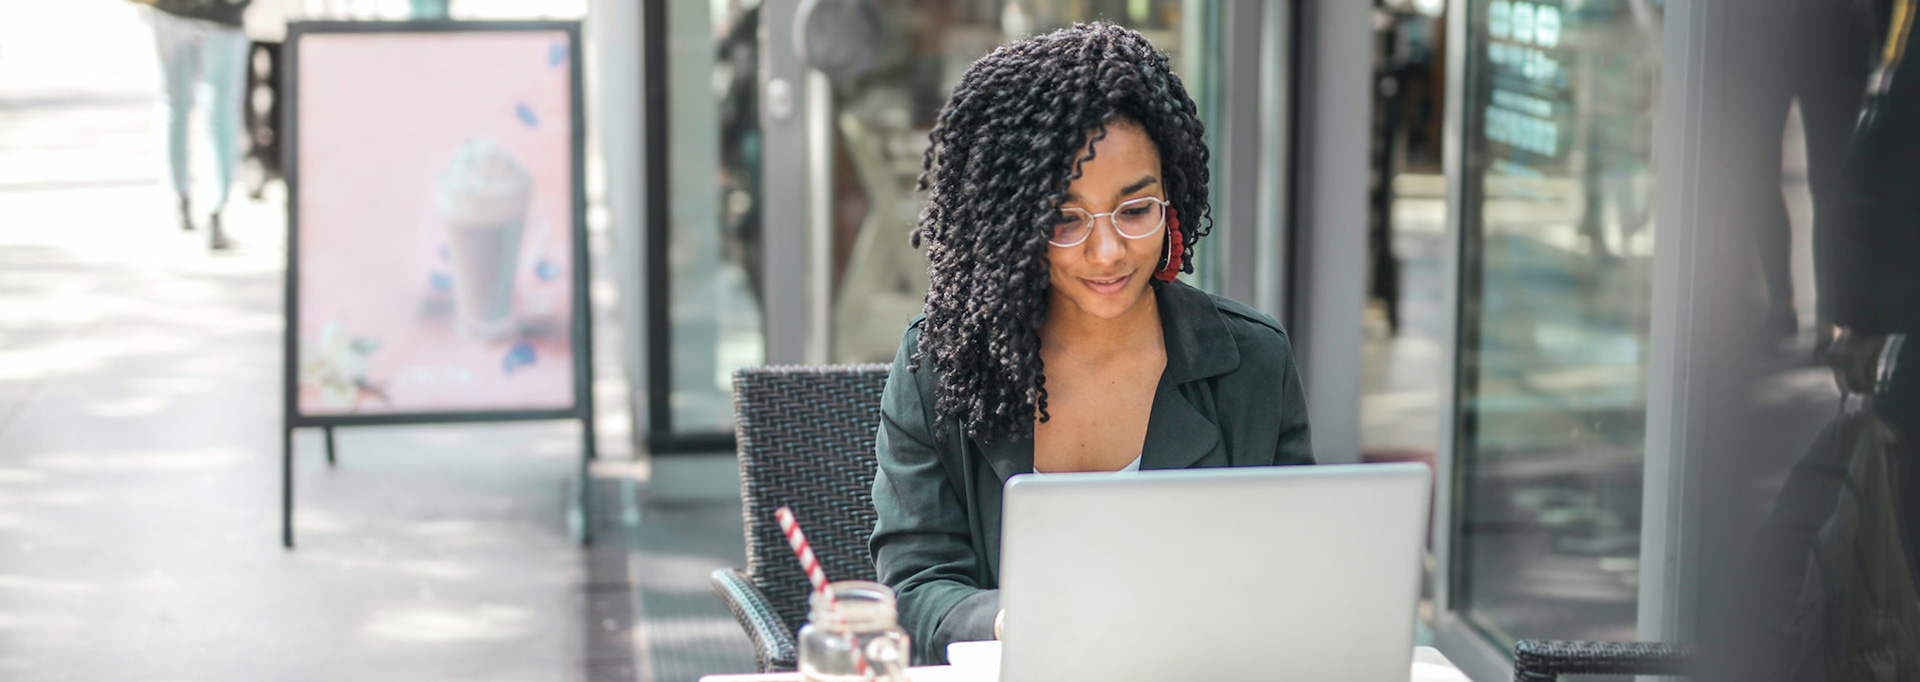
[998,463,1431,682]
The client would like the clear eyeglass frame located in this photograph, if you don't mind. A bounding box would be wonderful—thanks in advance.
[1048,196,1170,248]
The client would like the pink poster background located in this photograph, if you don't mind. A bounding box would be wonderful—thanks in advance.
[295,30,576,416]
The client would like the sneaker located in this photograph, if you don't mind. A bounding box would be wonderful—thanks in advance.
[209,213,233,251]
[178,198,195,232]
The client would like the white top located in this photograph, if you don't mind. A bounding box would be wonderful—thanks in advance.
[1028,454,1143,476]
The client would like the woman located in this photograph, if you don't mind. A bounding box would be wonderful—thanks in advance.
[869,23,1314,664]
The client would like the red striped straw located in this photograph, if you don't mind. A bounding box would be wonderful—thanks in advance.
[775,506,869,675]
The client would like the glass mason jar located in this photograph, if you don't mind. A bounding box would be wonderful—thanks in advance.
[798,581,911,682]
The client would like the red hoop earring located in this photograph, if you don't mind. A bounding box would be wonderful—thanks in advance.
[1154,207,1183,282]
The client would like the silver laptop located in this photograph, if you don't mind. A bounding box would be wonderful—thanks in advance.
[998,463,1431,682]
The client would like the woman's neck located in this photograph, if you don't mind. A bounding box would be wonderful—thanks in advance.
[1040,286,1164,364]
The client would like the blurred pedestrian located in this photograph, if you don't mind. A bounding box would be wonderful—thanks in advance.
[1702,7,1920,681]
[1825,0,1920,592]
[1790,0,1876,357]
[136,0,252,250]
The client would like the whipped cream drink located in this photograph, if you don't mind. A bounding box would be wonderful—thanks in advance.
[438,138,533,342]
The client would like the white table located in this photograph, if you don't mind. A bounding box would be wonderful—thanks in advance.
[697,642,1473,682]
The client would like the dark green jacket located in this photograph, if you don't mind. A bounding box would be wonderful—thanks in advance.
[869,280,1315,664]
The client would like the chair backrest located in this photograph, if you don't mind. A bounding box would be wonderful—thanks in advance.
[733,364,892,636]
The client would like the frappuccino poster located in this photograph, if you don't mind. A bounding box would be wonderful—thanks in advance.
[291,28,578,416]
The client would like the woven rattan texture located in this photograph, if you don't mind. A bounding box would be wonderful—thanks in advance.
[732,364,892,638]
[711,567,798,671]
[1511,639,1694,682]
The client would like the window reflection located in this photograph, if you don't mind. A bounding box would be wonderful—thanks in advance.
[1455,0,1662,646]
[822,0,1197,364]
[664,0,767,434]
[1362,1,1449,494]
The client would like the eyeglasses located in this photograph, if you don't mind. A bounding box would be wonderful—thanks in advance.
[1048,196,1169,248]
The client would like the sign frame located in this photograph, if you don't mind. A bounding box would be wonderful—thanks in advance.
[279,20,596,547]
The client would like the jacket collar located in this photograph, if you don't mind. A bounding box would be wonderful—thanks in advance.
[981,280,1237,480]
[1155,280,1240,384]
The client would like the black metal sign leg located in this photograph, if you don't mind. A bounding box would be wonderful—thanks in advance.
[283,425,295,549]
[577,415,595,546]
[324,426,337,466]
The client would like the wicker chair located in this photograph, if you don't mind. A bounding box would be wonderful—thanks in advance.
[1511,639,1694,681]
[710,364,892,672]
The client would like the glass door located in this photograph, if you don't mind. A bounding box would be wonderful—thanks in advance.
[642,0,769,450]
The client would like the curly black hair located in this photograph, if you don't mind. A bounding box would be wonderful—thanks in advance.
[909,22,1211,444]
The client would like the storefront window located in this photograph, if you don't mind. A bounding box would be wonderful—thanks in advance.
[1453,0,1662,646]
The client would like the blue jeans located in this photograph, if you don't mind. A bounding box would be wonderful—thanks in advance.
[410,0,451,19]
[148,10,247,213]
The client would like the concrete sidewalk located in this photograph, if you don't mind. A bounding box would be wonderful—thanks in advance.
[0,3,663,680]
